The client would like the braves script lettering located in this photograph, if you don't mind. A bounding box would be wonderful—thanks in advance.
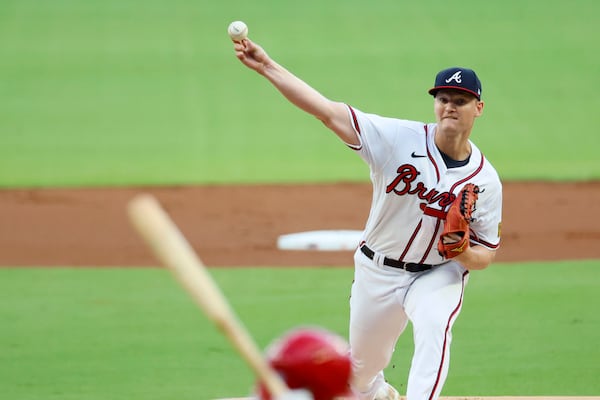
[385,164,455,208]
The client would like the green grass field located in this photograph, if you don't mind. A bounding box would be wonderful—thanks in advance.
[1,261,599,399]
[1,0,599,187]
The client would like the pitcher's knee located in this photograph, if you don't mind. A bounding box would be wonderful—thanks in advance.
[413,314,448,337]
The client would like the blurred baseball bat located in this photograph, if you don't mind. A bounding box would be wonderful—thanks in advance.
[127,193,289,398]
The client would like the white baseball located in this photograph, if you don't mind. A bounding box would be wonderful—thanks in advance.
[228,20,248,41]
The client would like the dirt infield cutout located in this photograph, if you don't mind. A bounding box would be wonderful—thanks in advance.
[1,182,599,266]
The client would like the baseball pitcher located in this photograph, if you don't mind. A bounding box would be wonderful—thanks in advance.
[231,34,502,400]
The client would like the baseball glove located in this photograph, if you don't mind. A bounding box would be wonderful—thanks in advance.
[438,183,480,259]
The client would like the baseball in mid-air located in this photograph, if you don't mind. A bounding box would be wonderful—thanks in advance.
[228,20,248,41]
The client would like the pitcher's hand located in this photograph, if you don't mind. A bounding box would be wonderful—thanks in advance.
[233,38,271,75]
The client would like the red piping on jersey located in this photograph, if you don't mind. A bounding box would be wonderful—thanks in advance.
[347,105,361,133]
[428,269,469,400]
[469,229,500,249]
[447,156,486,194]
[470,233,500,250]
[346,105,363,150]
[419,218,442,264]
[399,220,422,261]
[424,125,441,181]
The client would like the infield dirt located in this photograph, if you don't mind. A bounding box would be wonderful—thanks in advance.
[1,181,599,267]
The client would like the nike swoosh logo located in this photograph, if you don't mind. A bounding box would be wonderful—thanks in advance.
[411,151,427,158]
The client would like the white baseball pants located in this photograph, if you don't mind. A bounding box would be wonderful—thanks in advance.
[349,249,469,400]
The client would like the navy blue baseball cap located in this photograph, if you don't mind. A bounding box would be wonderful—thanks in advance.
[428,67,482,100]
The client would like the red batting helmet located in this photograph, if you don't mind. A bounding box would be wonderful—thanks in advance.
[258,327,353,400]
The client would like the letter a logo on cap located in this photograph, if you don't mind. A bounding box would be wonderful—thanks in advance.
[445,71,462,84]
[429,67,482,100]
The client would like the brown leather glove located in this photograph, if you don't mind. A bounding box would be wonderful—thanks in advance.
[438,183,480,259]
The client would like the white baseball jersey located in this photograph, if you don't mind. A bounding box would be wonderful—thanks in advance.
[345,105,502,264]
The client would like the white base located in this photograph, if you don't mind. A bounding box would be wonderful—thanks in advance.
[277,230,363,251]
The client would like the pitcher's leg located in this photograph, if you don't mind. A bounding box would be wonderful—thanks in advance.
[403,263,469,400]
[349,255,412,399]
